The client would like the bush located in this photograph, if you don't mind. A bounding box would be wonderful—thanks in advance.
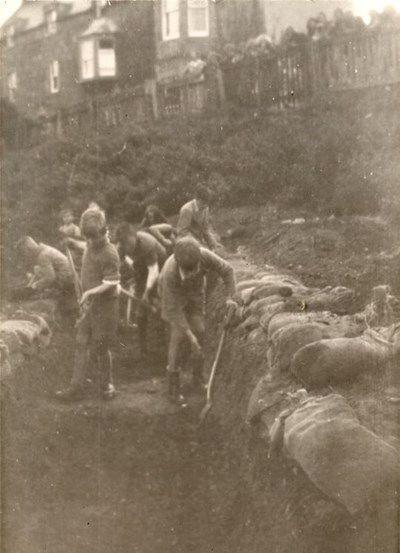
[2,97,399,250]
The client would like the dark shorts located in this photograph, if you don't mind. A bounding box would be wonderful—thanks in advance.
[77,297,119,347]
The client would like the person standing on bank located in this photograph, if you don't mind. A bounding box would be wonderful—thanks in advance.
[177,184,221,251]
[56,208,120,401]
[116,223,167,356]
[158,237,238,403]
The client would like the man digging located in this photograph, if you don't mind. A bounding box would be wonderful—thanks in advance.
[158,237,238,403]
[116,223,167,357]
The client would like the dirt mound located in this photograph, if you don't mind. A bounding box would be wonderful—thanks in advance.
[217,207,396,310]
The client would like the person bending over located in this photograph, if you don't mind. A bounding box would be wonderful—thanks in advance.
[14,236,74,308]
[158,237,238,402]
[140,205,176,254]
[116,223,167,356]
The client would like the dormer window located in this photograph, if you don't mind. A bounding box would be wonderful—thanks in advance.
[6,25,15,48]
[162,0,180,41]
[49,60,60,93]
[188,0,209,37]
[46,9,58,34]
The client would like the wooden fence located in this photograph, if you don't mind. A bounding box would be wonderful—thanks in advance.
[311,29,400,92]
[159,27,400,116]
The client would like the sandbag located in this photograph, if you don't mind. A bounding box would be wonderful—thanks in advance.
[0,320,41,346]
[11,311,49,334]
[267,312,330,339]
[291,332,391,388]
[0,340,11,378]
[240,287,256,305]
[0,327,22,353]
[284,394,399,514]
[267,311,365,341]
[267,322,340,375]
[237,280,263,292]
[19,299,58,323]
[238,314,260,333]
[244,295,284,318]
[251,284,293,301]
[307,286,355,314]
[247,326,267,346]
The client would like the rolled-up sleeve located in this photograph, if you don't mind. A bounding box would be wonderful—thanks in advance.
[201,249,236,297]
[177,205,192,238]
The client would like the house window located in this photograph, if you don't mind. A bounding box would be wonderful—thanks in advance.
[6,25,15,48]
[163,86,181,115]
[46,9,57,34]
[188,0,209,37]
[49,60,60,93]
[8,72,17,102]
[162,0,180,41]
[81,39,95,80]
[98,38,116,77]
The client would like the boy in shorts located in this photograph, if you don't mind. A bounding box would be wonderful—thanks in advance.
[56,208,120,401]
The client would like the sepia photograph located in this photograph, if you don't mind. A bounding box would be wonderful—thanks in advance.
[0,0,399,552]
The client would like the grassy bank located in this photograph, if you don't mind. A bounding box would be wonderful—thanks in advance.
[2,93,400,249]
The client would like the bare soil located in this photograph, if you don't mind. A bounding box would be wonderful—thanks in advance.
[2,206,400,553]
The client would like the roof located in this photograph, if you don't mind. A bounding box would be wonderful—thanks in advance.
[80,16,118,37]
[1,0,93,33]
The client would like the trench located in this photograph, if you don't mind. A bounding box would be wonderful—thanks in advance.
[2,251,399,553]
[1,322,227,553]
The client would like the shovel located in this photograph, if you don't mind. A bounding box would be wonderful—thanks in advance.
[65,246,82,302]
[200,303,236,422]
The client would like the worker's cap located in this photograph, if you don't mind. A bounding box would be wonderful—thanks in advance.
[174,237,201,271]
[115,222,135,245]
[60,208,74,219]
[15,235,38,252]
[194,183,211,204]
[80,208,107,239]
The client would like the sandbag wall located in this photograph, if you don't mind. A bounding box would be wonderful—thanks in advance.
[206,252,400,553]
[0,299,57,380]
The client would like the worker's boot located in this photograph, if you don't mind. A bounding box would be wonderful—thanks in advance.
[192,365,206,393]
[56,346,88,402]
[137,318,148,358]
[168,371,185,405]
[55,385,85,402]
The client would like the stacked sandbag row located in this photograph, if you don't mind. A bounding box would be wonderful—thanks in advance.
[0,299,56,378]
[233,262,400,516]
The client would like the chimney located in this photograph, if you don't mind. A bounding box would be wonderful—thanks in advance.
[91,0,102,19]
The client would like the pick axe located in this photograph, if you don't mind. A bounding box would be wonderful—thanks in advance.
[65,246,82,302]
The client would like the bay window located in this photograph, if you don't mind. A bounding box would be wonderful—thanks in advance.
[98,38,116,77]
[162,0,180,41]
[6,25,15,48]
[80,37,116,81]
[188,0,209,37]
[46,9,57,34]
[81,39,95,80]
